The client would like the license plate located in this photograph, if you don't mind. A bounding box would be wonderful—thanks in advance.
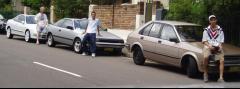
[104,48,113,52]
[229,67,240,72]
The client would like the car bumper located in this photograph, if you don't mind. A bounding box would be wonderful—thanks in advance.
[31,33,47,40]
[96,42,125,48]
[208,56,240,73]
[0,24,6,30]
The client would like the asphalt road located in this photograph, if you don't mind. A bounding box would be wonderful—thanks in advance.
[0,34,239,88]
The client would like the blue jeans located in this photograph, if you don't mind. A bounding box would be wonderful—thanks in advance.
[82,33,96,53]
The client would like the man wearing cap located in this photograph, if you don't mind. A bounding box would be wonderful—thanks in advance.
[202,15,225,82]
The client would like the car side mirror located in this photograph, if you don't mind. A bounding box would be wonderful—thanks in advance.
[66,26,74,30]
[169,38,179,43]
[21,21,25,24]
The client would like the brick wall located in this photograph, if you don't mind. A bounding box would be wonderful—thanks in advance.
[92,4,139,29]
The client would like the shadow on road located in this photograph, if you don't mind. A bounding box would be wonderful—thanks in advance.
[142,62,240,82]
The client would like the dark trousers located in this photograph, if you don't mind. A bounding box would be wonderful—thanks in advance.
[82,33,96,53]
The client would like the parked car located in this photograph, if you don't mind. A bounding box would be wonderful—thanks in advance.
[45,18,125,54]
[126,21,240,79]
[0,14,7,33]
[6,14,47,42]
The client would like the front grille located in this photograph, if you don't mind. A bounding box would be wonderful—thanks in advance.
[97,39,124,43]
[224,55,240,64]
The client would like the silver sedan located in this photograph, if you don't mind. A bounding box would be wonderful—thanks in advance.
[45,18,125,54]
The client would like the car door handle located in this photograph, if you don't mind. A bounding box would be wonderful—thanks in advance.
[59,29,61,32]
[140,36,144,40]
[158,40,162,44]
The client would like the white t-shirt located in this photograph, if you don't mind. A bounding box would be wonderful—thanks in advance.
[202,25,224,47]
[86,18,100,33]
[35,13,48,28]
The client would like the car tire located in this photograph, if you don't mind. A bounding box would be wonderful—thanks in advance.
[47,33,56,47]
[133,46,145,65]
[6,27,13,39]
[187,57,199,78]
[25,30,31,42]
[73,38,82,54]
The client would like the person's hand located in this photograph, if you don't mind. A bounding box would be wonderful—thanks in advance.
[219,45,223,51]
[82,32,86,35]
[208,45,214,50]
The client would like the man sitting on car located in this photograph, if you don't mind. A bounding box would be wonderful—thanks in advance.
[202,15,225,83]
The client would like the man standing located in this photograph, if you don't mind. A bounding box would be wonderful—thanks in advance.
[82,11,101,57]
[202,15,225,82]
[35,6,48,45]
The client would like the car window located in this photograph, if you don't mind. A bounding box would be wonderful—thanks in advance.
[74,20,88,30]
[160,25,178,41]
[149,23,162,38]
[62,20,73,29]
[26,16,36,24]
[140,23,153,36]
[18,15,25,22]
[13,15,20,22]
[54,19,65,27]
[0,15,4,19]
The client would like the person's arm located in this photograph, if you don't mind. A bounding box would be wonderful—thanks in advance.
[219,30,225,50]
[45,14,48,26]
[97,20,101,36]
[202,30,213,49]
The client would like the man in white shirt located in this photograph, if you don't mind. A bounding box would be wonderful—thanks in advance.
[202,15,225,83]
[35,6,48,45]
[82,11,101,57]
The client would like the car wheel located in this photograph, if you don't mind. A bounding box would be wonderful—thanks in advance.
[187,57,199,78]
[133,46,145,65]
[73,38,82,53]
[25,30,31,42]
[6,27,13,39]
[47,34,55,47]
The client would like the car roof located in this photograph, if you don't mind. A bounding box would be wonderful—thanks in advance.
[19,14,35,17]
[154,21,201,26]
[64,18,88,21]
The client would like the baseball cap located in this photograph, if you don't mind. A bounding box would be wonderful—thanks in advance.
[209,15,217,21]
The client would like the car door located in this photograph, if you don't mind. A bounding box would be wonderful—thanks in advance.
[156,24,181,66]
[51,19,65,42]
[59,19,75,45]
[11,15,21,35]
[138,22,156,59]
[15,15,26,36]
[144,23,163,61]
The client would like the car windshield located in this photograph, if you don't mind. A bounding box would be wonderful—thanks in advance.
[26,16,36,24]
[74,20,88,30]
[176,25,203,42]
[0,15,4,20]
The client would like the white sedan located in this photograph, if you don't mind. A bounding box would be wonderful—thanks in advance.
[6,14,47,42]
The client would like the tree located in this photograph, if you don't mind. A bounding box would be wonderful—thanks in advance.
[166,0,240,46]
[21,0,51,14]
[54,0,90,20]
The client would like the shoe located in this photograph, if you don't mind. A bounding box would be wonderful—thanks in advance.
[204,74,208,83]
[218,78,225,83]
[92,53,96,57]
[82,52,86,56]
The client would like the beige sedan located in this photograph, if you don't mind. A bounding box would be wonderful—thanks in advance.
[126,21,240,78]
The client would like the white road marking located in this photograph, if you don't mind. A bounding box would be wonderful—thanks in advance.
[33,62,82,78]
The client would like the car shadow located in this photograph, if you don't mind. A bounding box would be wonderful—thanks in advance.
[142,61,240,82]
[53,45,123,57]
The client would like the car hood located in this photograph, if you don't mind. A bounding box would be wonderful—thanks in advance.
[97,31,123,40]
[189,42,240,56]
